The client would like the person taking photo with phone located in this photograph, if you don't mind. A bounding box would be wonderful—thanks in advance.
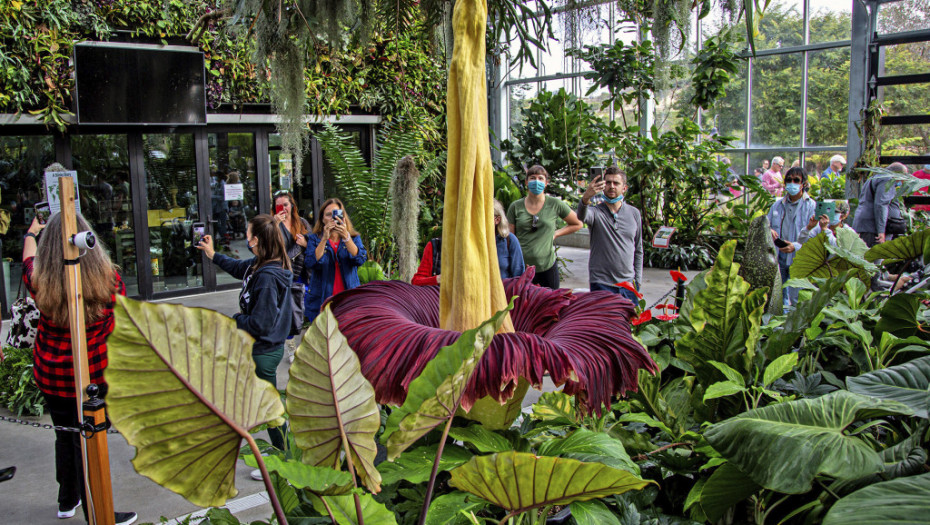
[304,199,367,322]
[767,166,817,307]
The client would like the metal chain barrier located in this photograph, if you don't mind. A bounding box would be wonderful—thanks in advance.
[0,414,119,434]
[646,283,680,311]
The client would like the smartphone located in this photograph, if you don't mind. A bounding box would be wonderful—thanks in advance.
[332,208,343,221]
[192,222,205,245]
[774,238,789,248]
[815,200,835,219]
[591,167,605,180]
[275,203,286,215]
[34,202,50,225]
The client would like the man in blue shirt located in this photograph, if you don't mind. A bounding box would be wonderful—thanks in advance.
[820,155,845,180]
[768,167,817,307]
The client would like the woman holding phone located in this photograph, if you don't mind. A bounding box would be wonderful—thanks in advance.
[304,198,367,322]
[273,190,310,279]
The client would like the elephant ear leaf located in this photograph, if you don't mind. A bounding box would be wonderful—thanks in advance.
[106,297,285,507]
[449,452,653,519]
[383,299,514,459]
[287,306,382,493]
[864,228,930,264]
[823,472,930,525]
[846,355,930,418]
[704,390,913,494]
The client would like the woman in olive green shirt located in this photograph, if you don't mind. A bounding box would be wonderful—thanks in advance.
[506,165,583,289]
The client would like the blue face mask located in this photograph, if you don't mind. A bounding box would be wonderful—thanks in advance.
[785,183,802,196]
[830,212,842,226]
[527,180,546,195]
[604,194,624,204]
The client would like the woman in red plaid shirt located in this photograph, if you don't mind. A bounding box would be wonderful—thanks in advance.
[24,214,136,525]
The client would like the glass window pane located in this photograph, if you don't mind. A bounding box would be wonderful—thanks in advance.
[809,0,852,43]
[806,47,850,147]
[0,136,55,308]
[751,54,803,147]
[882,83,930,117]
[71,135,138,298]
[882,42,930,78]
[805,151,848,180]
[881,124,930,157]
[209,132,259,286]
[878,0,930,35]
[271,133,318,222]
[754,0,804,50]
[142,133,202,293]
[508,82,539,136]
[749,151,802,177]
[539,18,569,77]
[507,31,537,80]
[577,76,611,121]
[704,61,748,147]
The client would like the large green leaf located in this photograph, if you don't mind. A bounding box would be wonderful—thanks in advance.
[243,454,355,495]
[424,492,488,525]
[698,463,761,523]
[530,391,578,424]
[831,431,929,495]
[447,424,513,453]
[377,444,473,485]
[864,228,930,264]
[287,306,382,493]
[311,493,398,525]
[790,231,870,282]
[448,452,653,516]
[704,390,914,493]
[875,293,924,339]
[536,428,639,474]
[383,301,513,459]
[762,271,850,359]
[676,241,762,385]
[846,356,930,418]
[570,500,622,525]
[823,472,930,525]
[106,297,285,507]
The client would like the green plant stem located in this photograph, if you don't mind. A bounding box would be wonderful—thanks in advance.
[534,506,552,525]
[416,414,456,525]
[245,434,288,525]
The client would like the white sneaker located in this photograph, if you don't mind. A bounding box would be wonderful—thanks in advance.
[250,468,263,481]
[58,500,81,519]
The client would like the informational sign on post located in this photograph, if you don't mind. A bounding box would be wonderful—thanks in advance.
[44,170,82,215]
[652,226,677,249]
[224,183,244,201]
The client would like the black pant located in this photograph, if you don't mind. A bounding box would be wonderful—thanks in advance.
[532,262,561,290]
[44,393,87,519]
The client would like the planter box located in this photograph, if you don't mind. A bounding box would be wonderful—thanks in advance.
[553,229,589,249]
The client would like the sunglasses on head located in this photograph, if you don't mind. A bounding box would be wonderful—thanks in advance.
[531,215,540,232]
[274,190,291,197]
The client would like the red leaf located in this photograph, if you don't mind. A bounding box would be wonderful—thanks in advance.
[656,314,679,321]
[670,270,688,283]
[632,310,653,326]
[328,273,657,416]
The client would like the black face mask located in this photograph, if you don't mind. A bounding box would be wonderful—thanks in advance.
[247,241,255,254]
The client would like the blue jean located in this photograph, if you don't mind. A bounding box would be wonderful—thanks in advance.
[779,264,798,306]
[590,282,639,303]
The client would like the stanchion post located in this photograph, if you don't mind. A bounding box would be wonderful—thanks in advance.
[60,176,115,525]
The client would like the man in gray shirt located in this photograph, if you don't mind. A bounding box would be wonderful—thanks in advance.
[576,167,643,303]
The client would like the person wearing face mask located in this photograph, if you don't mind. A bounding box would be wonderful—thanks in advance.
[799,200,855,246]
[577,167,643,302]
[506,165,583,289]
[852,162,910,247]
[767,166,817,307]
[305,198,367,322]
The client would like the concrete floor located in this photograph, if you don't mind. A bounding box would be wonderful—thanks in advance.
[0,247,695,525]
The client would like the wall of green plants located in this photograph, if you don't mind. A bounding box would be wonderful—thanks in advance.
[0,0,447,139]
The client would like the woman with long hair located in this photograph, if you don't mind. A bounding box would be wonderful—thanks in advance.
[197,214,292,457]
[23,214,136,525]
[305,198,367,322]
[273,189,310,268]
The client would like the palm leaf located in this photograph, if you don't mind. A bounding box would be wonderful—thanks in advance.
[105,297,285,507]
[287,306,382,493]
[823,472,930,524]
[704,390,913,494]
[448,452,653,519]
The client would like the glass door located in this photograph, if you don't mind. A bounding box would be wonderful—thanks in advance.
[142,133,203,293]
[209,132,259,286]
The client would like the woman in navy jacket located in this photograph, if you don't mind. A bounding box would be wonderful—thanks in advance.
[305,198,367,322]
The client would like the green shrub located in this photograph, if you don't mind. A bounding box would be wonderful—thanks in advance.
[0,346,45,417]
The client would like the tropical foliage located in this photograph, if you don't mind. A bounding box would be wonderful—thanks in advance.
[0,346,44,417]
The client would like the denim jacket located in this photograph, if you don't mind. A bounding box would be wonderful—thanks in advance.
[767,193,817,267]
[304,234,367,322]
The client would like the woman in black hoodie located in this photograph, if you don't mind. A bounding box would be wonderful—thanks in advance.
[197,214,292,451]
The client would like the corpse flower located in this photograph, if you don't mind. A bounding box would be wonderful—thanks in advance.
[327,268,657,415]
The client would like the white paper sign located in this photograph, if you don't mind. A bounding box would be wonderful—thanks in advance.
[44,170,81,215]
[224,183,244,201]
[652,226,676,249]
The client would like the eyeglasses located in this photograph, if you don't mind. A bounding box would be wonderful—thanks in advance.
[531,215,540,232]
[274,190,291,197]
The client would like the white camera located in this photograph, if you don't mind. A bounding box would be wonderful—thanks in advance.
[71,231,97,250]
